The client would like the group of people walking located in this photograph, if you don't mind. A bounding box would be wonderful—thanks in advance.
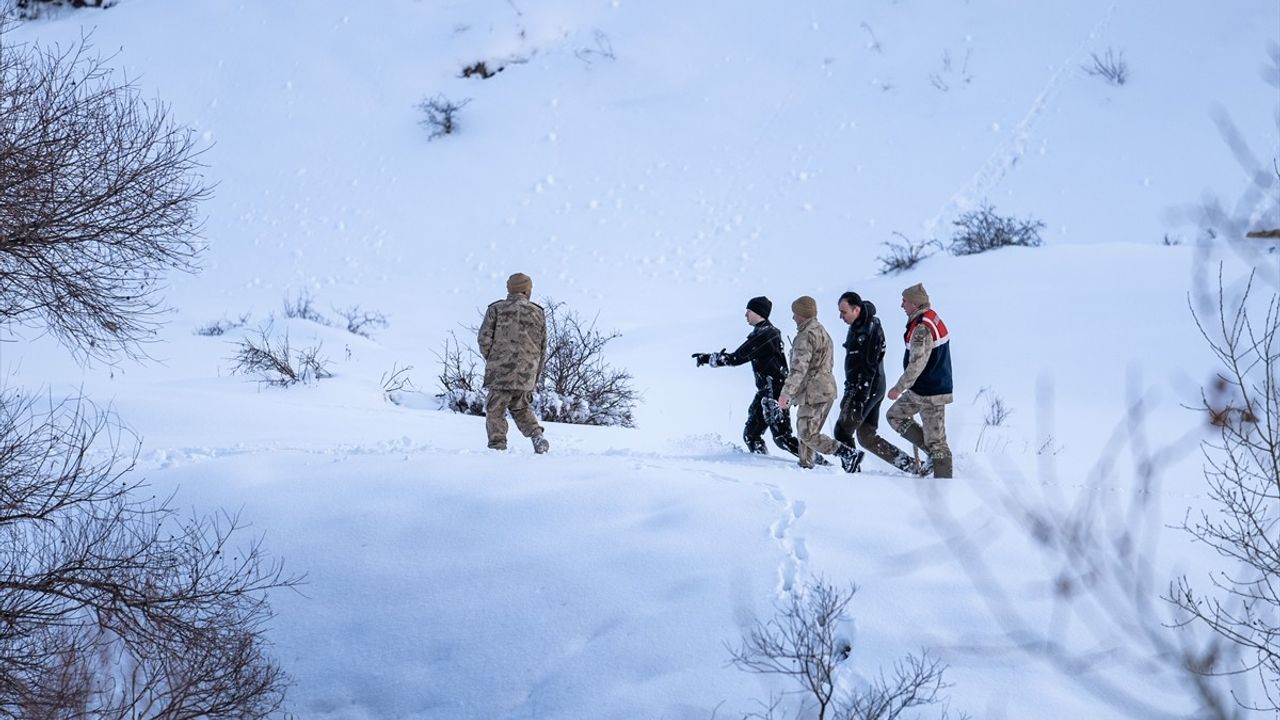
[692,284,953,478]
[476,272,953,479]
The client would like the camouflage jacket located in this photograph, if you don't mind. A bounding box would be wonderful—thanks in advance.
[781,317,838,405]
[478,293,547,391]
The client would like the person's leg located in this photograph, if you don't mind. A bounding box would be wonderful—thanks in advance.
[833,392,855,447]
[484,390,512,449]
[920,400,952,478]
[855,396,915,471]
[508,391,544,438]
[743,390,770,453]
[796,398,837,467]
[886,391,928,452]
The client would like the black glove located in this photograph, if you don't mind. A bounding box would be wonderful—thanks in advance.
[692,352,711,367]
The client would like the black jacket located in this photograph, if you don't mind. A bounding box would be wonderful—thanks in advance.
[842,301,886,405]
[717,319,789,392]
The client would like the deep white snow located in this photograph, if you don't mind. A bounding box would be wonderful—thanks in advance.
[4,0,1279,718]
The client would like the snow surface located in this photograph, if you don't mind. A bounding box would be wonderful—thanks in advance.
[4,0,1279,718]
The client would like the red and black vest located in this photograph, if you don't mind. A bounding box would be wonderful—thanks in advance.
[902,308,953,396]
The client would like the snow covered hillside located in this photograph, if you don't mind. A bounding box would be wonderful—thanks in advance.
[4,0,1278,718]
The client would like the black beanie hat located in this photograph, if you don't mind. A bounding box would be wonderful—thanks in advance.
[746,296,772,319]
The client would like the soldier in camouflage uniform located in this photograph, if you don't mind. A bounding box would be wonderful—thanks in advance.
[778,296,860,471]
[886,283,953,478]
[478,273,550,453]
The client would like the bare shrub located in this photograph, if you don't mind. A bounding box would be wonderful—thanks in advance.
[972,386,1012,452]
[281,289,330,326]
[728,578,962,720]
[230,324,332,387]
[380,362,416,405]
[536,299,638,427]
[574,30,616,65]
[334,304,388,339]
[0,28,209,362]
[194,313,250,337]
[460,60,500,79]
[948,202,1044,256]
[435,330,486,415]
[1169,267,1280,710]
[417,94,471,141]
[9,0,112,19]
[877,233,941,275]
[435,300,640,427]
[0,389,297,717]
[1082,48,1128,86]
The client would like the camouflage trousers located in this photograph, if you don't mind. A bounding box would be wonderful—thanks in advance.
[796,398,840,468]
[485,389,544,449]
[886,390,952,461]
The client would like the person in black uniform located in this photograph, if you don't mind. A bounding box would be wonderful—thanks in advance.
[693,296,825,464]
[833,291,917,473]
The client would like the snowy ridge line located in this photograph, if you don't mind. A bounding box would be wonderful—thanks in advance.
[923,3,1117,236]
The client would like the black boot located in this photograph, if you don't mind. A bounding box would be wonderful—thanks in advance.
[836,443,865,474]
[746,438,769,454]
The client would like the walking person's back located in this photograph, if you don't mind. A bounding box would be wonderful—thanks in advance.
[478,273,550,453]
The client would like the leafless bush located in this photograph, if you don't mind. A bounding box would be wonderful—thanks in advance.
[435,330,486,414]
[334,305,388,339]
[436,300,640,427]
[728,578,961,720]
[0,28,209,362]
[0,389,297,718]
[536,299,638,427]
[1083,48,1128,86]
[230,324,332,387]
[281,290,330,326]
[380,363,416,405]
[194,313,250,337]
[948,202,1044,256]
[417,94,471,141]
[460,60,500,79]
[1168,267,1280,711]
[877,233,941,275]
[972,387,1013,453]
[574,30,616,65]
[8,0,112,19]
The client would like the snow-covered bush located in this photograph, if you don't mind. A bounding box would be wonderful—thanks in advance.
[435,300,640,427]
[417,94,471,141]
[335,304,388,338]
[948,202,1044,256]
[9,0,112,19]
[728,578,962,720]
[194,313,250,337]
[877,232,941,275]
[230,324,332,387]
[281,289,331,326]
[1082,48,1128,86]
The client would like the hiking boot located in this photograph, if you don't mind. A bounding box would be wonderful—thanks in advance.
[531,434,549,454]
[836,444,865,474]
[932,455,952,479]
[745,438,769,455]
[916,456,934,477]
